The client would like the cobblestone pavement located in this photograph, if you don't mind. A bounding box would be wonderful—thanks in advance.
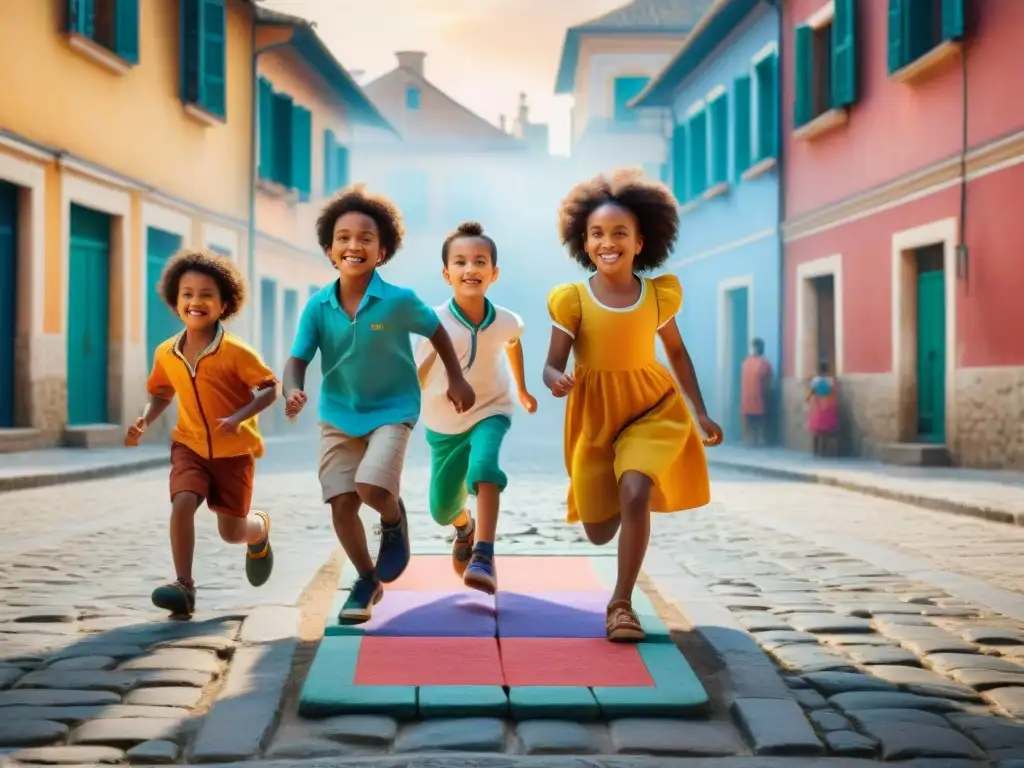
[3,435,1024,764]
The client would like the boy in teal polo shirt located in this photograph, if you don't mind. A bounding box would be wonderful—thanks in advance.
[283,185,475,624]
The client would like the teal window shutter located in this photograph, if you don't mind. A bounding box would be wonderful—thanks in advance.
[406,86,421,109]
[113,0,139,63]
[688,110,708,197]
[180,0,200,104]
[291,104,312,201]
[941,0,964,40]
[887,0,905,72]
[831,0,857,108]
[613,76,651,122]
[271,92,293,187]
[336,145,350,189]
[671,122,687,202]
[200,0,226,117]
[709,93,728,185]
[67,0,96,36]
[257,78,274,181]
[323,129,336,194]
[794,25,813,127]
[733,75,751,178]
[755,54,778,160]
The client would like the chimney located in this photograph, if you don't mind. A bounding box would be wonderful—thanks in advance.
[517,92,529,128]
[395,51,426,77]
[499,114,507,132]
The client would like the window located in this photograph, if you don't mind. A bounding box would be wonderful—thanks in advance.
[323,129,351,196]
[181,0,227,119]
[613,76,650,123]
[209,245,231,258]
[406,86,421,110]
[733,75,752,177]
[753,52,778,161]
[670,122,687,203]
[257,78,312,197]
[66,0,139,63]
[794,0,857,128]
[888,0,964,74]
[687,108,708,199]
[708,91,728,186]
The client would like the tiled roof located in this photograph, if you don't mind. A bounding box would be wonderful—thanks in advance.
[578,0,714,30]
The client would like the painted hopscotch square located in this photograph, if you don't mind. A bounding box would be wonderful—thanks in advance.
[496,590,611,638]
[325,590,495,638]
[353,637,504,686]
[591,642,710,717]
[499,637,654,687]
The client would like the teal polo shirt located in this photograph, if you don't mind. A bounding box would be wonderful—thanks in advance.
[290,272,440,437]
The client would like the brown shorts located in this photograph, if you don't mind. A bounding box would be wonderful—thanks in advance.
[169,442,254,518]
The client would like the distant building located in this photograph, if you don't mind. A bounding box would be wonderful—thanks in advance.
[780,0,1024,469]
[634,0,781,442]
[554,0,713,178]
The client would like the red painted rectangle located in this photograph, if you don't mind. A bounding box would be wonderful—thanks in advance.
[499,638,655,687]
[354,637,504,686]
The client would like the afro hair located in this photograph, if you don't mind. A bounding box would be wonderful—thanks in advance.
[440,220,499,266]
[316,183,405,264]
[556,167,679,272]
[158,248,247,321]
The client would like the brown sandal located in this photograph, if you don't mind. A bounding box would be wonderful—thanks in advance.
[606,600,646,642]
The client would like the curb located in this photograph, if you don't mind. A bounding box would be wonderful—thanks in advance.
[0,455,169,493]
[152,757,882,768]
[707,456,1024,527]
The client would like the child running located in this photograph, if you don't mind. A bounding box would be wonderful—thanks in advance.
[543,168,724,642]
[126,249,278,619]
[415,222,537,593]
[282,185,475,624]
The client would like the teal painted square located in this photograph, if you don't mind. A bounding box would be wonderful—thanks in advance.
[324,590,363,637]
[591,642,709,718]
[297,636,417,719]
[418,686,508,718]
[508,686,600,721]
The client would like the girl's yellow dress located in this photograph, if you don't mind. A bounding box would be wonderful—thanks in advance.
[547,274,710,524]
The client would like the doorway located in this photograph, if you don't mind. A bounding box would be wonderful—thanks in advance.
[811,275,836,374]
[725,286,749,440]
[0,182,17,428]
[915,244,945,442]
[67,204,111,426]
[146,227,183,367]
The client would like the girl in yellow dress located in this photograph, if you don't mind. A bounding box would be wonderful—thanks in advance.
[543,168,724,642]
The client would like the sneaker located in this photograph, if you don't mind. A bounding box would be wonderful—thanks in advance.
[463,551,497,595]
[152,579,196,619]
[339,574,383,624]
[376,497,411,583]
[245,510,274,587]
[451,510,475,577]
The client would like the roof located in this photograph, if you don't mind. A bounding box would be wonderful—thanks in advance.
[554,0,713,94]
[630,0,761,108]
[360,63,524,150]
[250,4,394,133]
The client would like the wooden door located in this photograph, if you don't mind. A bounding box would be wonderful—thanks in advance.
[916,270,946,442]
[0,181,17,427]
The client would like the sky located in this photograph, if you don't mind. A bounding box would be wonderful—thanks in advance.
[260,0,630,154]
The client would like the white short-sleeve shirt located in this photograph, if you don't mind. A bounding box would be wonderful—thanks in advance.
[415,299,524,435]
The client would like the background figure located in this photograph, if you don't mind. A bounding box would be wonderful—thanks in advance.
[806,358,840,456]
[740,338,773,447]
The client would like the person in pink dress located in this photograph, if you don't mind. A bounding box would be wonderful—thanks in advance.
[806,358,840,455]
[740,338,772,446]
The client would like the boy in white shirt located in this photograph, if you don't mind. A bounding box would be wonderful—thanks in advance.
[416,222,537,594]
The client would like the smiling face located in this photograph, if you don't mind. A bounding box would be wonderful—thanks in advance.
[584,202,643,276]
[328,211,384,279]
[443,236,498,299]
[176,270,225,331]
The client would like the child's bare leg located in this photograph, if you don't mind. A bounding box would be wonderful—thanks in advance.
[216,513,265,545]
[330,492,373,576]
[170,492,201,583]
[475,483,499,544]
[582,516,621,546]
[612,470,653,604]
[354,424,413,584]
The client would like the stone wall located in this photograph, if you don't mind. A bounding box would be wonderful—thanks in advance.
[953,366,1024,470]
[782,373,897,456]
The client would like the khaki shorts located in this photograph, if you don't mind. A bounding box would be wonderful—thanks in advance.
[318,423,412,503]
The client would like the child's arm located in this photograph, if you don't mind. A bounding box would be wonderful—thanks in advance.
[542,327,575,397]
[220,348,281,432]
[125,393,174,445]
[505,337,537,412]
[428,324,475,412]
[417,351,437,388]
[221,384,279,430]
[657,318,723,446]
[282,299,321,418]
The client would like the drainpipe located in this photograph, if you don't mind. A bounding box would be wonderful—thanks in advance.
[766,0,786,446]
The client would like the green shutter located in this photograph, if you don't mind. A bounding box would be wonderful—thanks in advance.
[291,104,312,201]
[271,92,293,187]
[67,0,96,36]
[671,122,687,202]
[709,94,728,185]
[887,0,905,73]
[323,129,336,194]
[113,0,139,63]
[831,0,857,108]
[180,0,200,104]
[794,25,813,127]
[733,75,751,179]
[336,145,350,190]
[756,55,778,160]
[200,0,226,117]
[688,110,707,197]
[257,78,274,181]
[941,0,964,39]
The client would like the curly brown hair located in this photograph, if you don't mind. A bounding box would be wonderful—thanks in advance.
[557,167,679,272]
[440,221,498,266]
[316,183,405,263]
[158,248,247,321]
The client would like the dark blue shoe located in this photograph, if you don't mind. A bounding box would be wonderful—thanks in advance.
[339,574,382,624]
[376,497,410,583]
[464,552,496,595]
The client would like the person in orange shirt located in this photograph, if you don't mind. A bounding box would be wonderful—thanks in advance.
[740,338,773,446]
[126,249,280,618]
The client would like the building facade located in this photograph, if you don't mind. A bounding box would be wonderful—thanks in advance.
[555,0,712,178]
[781,0,1024,468]
[0,0,385,450]
[634,0,781,441]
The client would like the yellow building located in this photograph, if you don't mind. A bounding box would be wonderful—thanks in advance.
[0,0,390,450]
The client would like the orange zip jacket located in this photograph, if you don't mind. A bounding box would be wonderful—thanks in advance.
[147,327,278,460]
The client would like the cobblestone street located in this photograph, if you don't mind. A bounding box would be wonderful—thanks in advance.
[1,436,1024,764]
